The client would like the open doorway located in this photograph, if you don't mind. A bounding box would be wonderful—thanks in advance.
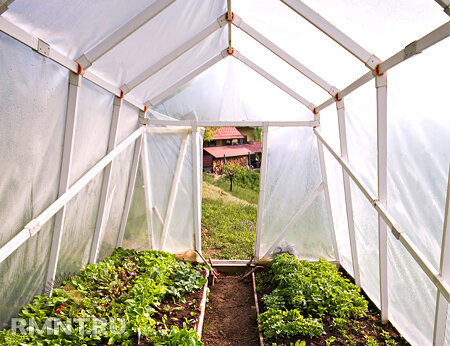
[200,126,262,259]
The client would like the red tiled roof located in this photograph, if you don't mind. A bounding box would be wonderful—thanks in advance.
[212,127,245,140]
[203,142,261,158]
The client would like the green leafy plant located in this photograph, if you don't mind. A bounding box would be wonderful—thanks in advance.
[0,248,207,345]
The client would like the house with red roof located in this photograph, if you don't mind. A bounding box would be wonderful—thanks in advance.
[203,127,262,174]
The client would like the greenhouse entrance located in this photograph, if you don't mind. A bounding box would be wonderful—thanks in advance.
[201,126,262,260]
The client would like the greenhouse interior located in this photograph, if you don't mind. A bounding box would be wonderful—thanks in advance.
[0,0,449,345]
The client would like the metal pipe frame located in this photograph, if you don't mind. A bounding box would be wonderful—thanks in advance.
[116,135,143,248]
[315,21,450,113]
[76,0,176,69]
[281,0,379,69]
[0,17,145,111]
[0,127,144,265]
[254,124,269,259]
[336,100,361,287]
[44,72,81,296]
[191,123,202,252]
[232,50,316,111]
[314,128,450,304]
[140,123,155,250]
[141,119,319,127]
[376,74,389,321]
[435,0,450,15]
[0,0,15,14]
[121,14,227,94]
[433,166,450,345]
[232,13,338,96]
[89,96,123,264]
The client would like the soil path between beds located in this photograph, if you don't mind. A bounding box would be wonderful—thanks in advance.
[202,274,259,346]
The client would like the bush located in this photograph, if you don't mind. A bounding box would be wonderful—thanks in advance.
[223,164,259,191]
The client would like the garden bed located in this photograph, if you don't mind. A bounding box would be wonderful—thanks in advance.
[253,254,409,345]
[0,248,209,345]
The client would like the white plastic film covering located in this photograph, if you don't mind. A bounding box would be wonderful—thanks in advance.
[298,0,449,61]
[259,127,333,260]
[57,80,113,275]
[144,127,196,253]
[388,231,438,346]
[132,29,227,104]
[154,58,313,121]
[350,181,380,307]
[5,0,155,59]
[0,32,68,326]
[232,0,368,90]
[323,150,353,276]
[387,40,450,270]
[98,101,140,261]
[344,83,377,195]
[123,160,149,252]
[233,28,330,104]
[90,0,226,88]
[446,305,450,345]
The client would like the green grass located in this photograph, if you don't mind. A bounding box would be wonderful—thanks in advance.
[203,173,260,205]
[201,196,257,260]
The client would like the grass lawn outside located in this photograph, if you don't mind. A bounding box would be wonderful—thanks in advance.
[201,171,259,260]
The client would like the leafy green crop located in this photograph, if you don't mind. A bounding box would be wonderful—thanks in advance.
[258,254,368,341]
[0,248,206,345]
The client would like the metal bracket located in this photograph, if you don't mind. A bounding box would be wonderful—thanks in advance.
[76,54,92,70]
[0,1,8,15]
[36,39,50,57]
[25,219,41,237]
[217,14,228,27]
[365,54,382,70]
[391,224,405,240]
[328,86,340,98]
[404,41,422,60]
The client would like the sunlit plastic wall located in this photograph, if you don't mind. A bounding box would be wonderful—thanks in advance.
[258,127,335,261]
[124,126,201,254]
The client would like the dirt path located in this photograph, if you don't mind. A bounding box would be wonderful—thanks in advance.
[201,274,259,346]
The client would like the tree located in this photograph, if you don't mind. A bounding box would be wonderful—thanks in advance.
[203,127,220,143]
[224,165,235,192]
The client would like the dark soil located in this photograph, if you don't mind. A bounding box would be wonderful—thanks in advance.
[256,267,409,346]
[202,273,259,345]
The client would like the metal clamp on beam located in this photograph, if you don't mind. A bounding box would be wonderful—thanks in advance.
[36,39,50,57]
[24,219,41,237]
[404,40,422,60]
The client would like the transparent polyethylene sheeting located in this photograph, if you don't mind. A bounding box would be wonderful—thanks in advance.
[349,181,380,307]
[0,32,68,326]
[123,161,149,252]
[90,0,226,88]
[154,58,313,122]
[388,231,437,346]
[144,128,196,253]
[98,101,140,261]
[259,127,333,260]
[57,79,114,274]
[5,0,155,59]
[387,42,450,271]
